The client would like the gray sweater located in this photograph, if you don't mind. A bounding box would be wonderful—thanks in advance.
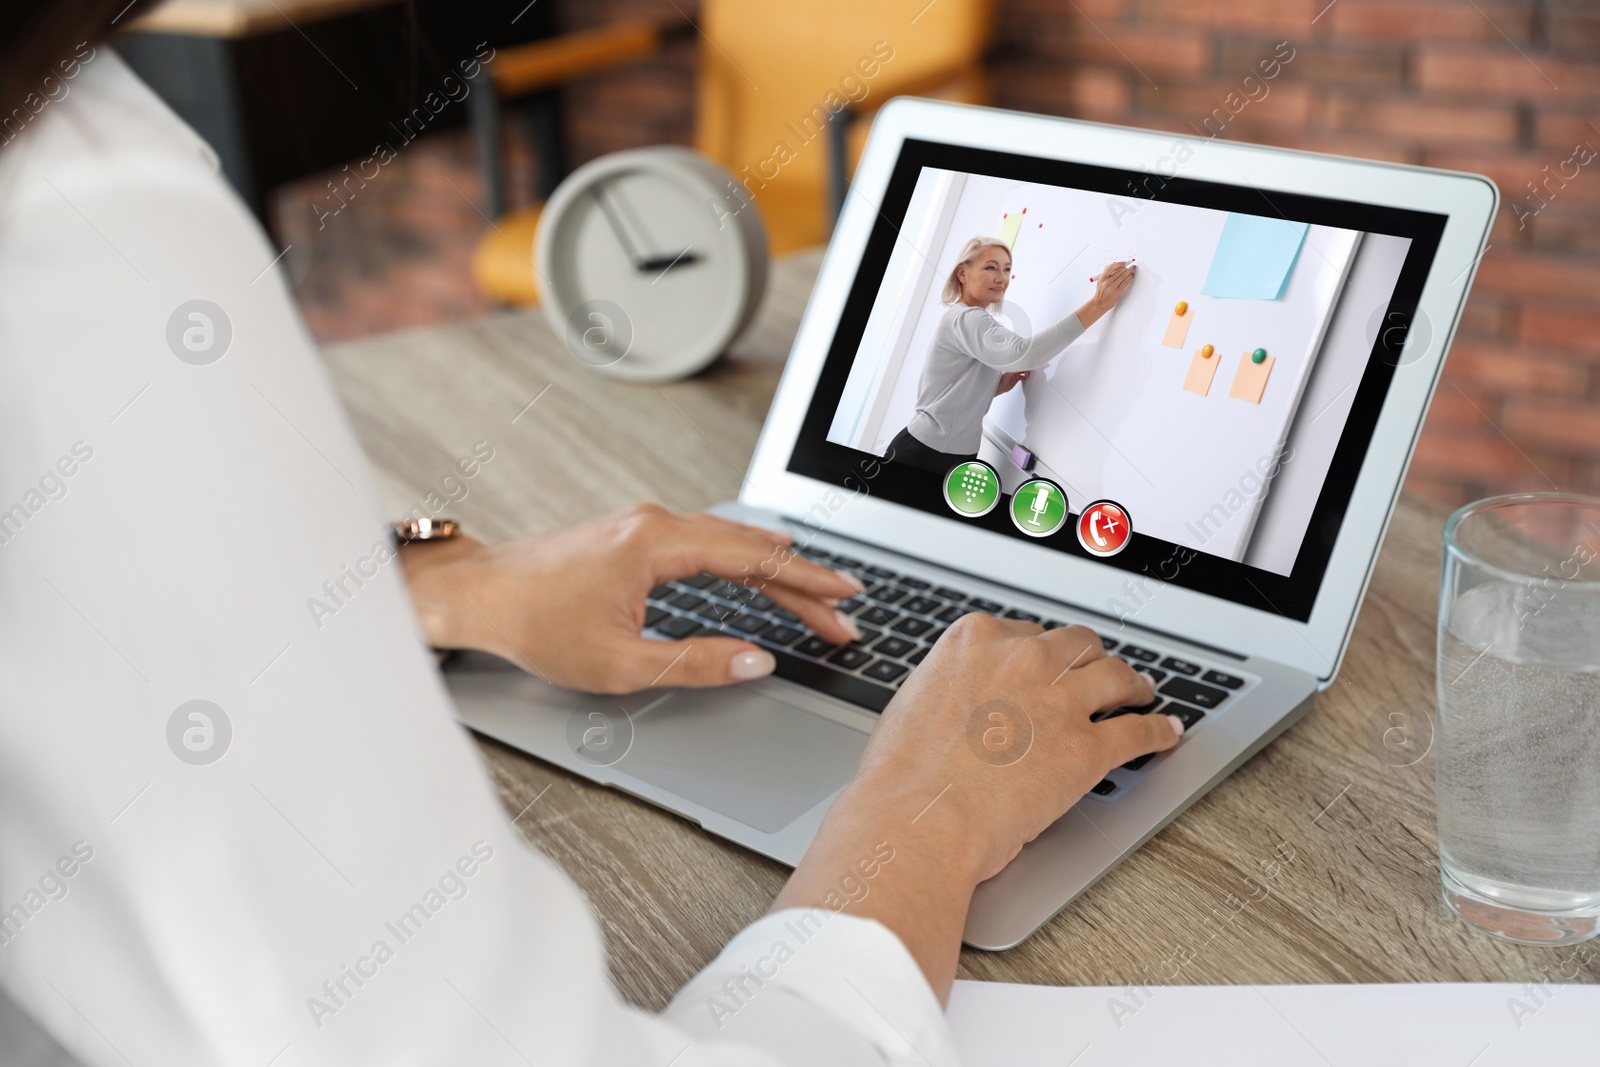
[904,304,1088,454]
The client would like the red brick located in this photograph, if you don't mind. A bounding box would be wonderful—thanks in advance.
[1426,150,1600,208]
[1457,294,1518,339]
[1002,63,1133,122]
[1410,426,1546,481]
[1521,301,1600,354]
[1275,127,1425,165]
[1415,47,1600,99]
[1325,0,1535,42]
[1324,95,1519,147]
[1445,339,1594,394]
[1070,66,1138,119]
[1400,470,1475,508]
[1135,0,1319,33]
[1006,0,1130,21]
[1526,202,1600,257]
[1532,111,1600,153]
[1487,204,1524,248]
[1501,399,1600,451]
[1135,79,1317,134]
[1031,26,1211,75]
[1494,466,1578,494]
[1573,461,1600,494]
[1545,2,1600,53]
[1233,41,1407,86]
[1225,111,1353,150]
[1424,380,1499,426]
[1471,248,1600,303]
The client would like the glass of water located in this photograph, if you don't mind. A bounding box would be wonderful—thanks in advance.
[1437,493,1600,945]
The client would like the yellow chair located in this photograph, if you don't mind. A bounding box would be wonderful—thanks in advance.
[469,1,994,306]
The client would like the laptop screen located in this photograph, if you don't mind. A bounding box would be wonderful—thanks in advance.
[785,139,1448,622]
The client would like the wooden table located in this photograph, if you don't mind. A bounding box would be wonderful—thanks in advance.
[322,250,1600,1011]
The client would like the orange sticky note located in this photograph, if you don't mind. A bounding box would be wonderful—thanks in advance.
[1229,350,1276,403]
[1161,304,1195,348]
[1183,346,1219,395]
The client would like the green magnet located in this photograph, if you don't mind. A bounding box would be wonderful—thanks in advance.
[1251,348,1268,364]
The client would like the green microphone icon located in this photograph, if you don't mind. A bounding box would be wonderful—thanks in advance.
[1010,479,1067,537]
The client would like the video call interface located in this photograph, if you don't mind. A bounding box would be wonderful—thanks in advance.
[790,141,1446,620]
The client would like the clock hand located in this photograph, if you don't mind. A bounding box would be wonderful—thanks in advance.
[590,184,646,270]
[593,182,700,276]
[638,247,702,275]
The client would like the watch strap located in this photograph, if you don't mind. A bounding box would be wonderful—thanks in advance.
[388,517,462,544]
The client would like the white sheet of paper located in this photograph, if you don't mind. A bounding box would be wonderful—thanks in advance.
[946,980,1598,1066]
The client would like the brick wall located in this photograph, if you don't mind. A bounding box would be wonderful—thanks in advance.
[556,0,1600,508]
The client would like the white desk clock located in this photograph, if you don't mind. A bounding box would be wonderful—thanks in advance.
[534,146,769,382]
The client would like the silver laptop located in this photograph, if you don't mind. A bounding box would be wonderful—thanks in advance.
[448,99,1495,950]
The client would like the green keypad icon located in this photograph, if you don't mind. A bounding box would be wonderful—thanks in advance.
[944,461,1000,517]
[1010,479,1068,537]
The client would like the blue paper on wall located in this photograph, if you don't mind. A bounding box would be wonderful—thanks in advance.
[1201,213,1310,299]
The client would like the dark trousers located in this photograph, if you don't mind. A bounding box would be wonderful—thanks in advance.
[887,427,977,475]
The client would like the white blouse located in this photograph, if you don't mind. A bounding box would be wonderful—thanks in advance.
[0,50,955,1067]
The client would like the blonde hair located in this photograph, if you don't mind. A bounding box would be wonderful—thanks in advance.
[941,236,1011,305]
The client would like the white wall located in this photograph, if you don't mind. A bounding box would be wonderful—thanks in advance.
[1242,233,1413,573]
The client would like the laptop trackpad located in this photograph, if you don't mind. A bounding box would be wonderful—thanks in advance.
[619,687,865,834]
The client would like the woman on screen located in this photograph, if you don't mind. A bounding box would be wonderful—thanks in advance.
[887,236,1135,473]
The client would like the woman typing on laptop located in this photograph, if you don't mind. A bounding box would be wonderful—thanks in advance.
[0,5,1179,1064]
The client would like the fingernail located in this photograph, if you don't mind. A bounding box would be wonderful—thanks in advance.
[835,611,862,641]
[837,569,866,592]
[730,649,776,681]
[1166,714,1185,738]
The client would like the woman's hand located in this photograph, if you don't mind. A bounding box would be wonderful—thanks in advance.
[772,614,1182,1001]
[849,614,1180,880]
[1077,260,1136,328]
[398,504,864,693]
[995,370,1031,395]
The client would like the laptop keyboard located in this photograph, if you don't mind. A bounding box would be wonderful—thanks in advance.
[641,543,1251,799]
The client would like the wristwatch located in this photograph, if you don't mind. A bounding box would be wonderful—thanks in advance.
[387,517,462,545]
[389,518,465,669]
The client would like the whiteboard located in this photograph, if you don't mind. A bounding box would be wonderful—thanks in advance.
[974,177,1362,560]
